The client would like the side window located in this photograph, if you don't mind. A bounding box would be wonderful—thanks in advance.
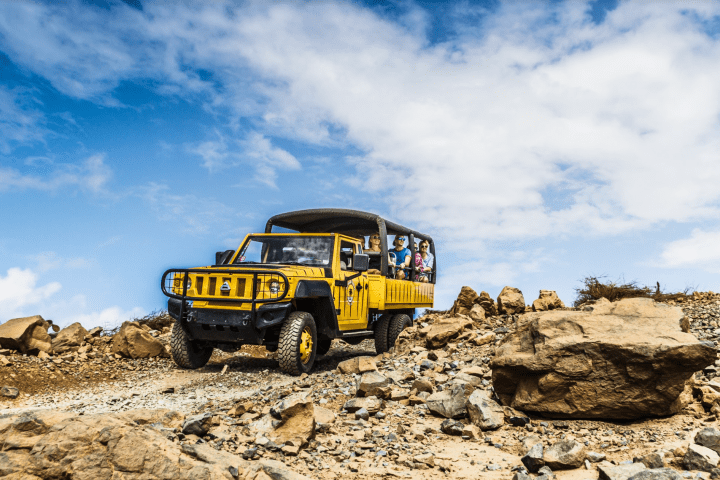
[339,241,355,271]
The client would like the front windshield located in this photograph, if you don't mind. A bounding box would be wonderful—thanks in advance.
[234,236,334,266]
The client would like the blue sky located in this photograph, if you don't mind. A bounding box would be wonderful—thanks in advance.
[1,0,720,328]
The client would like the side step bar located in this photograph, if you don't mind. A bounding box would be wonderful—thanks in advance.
[340,329,374,338]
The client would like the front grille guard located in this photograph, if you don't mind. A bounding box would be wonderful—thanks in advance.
[161,269,290,328]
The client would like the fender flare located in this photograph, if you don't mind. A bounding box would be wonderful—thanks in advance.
[294,280,340,337]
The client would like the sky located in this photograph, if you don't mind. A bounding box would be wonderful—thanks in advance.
[1,0,720,329]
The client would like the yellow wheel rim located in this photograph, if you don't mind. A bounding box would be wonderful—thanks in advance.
[299,326,313,364]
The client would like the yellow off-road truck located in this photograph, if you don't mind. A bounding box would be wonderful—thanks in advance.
[161,209,435,375]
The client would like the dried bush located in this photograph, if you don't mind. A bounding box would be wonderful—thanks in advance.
[574,276,692,307]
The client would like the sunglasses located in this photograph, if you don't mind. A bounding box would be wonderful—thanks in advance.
[370,236,380,239]
[396,237,406,241]
[420,245,428,248]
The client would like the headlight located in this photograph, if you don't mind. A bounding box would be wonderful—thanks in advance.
[268,280,280,294]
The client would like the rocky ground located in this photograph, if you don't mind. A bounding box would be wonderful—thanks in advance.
[3,291,720,479]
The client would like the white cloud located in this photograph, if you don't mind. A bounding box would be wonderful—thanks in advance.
[0,267,145,329]
[136,182,242,234]
[0,85,49,154]
[3,0,720,284]
[0,268,61,321]
[659,229,720,272]
[190,131,300,188]
[0,154,112,193]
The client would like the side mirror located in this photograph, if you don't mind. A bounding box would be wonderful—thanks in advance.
[353,254,369,272]
[216,249,235,265]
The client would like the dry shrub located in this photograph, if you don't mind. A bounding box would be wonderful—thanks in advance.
[574,276,692,307]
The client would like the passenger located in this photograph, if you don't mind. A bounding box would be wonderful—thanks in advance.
[390,235,411,280]
[412,242,423,281]
[367,233,382,252]
[416,240,434,283]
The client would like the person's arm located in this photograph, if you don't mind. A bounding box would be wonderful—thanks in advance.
[401,254,411,269]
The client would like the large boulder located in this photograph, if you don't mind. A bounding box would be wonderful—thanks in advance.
[497,286,525,315]
[532,290,565,312]
[491,298,715,419]
[111,321,168,359]
[52,322,89,354]
[0,315,52,355]
[425,316,473,349]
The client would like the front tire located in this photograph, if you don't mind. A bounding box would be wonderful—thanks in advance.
[278,312,317,375]
[170,321,213,369]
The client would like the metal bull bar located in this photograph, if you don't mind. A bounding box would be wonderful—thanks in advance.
[160,268,290,334]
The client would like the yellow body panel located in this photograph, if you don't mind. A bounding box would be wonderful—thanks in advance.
[171,232,434,330]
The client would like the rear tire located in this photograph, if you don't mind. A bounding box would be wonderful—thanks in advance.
[388,314,412,350]
[170,321,213,369]
[278,312,317,375]
[374,314,392,354]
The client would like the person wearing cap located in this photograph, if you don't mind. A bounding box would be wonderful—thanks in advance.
[389,235,411,280]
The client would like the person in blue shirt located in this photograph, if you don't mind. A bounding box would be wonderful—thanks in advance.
[389,235,411,280]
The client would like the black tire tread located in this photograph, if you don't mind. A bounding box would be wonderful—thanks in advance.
[374,314,392,354]
[170,321,213,369]
[278,311,316,375]
[388,314,412,350]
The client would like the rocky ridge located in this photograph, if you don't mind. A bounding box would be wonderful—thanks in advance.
[3,288,720,479]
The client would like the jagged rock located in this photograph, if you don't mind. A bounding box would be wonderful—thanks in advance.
[228,400,255,417]
[1,386,19,398]
[449,286,479,316]
[543,439,585,469]
[314,406,335,433]
[412,378,434,393]
[468,304,486,322]
[627,469,682,480]
[0,409,309,480]
[52,322,88,354]
[521,442,545,473]
[497,286,526,315]
[111,321,168,359]
[473,332,496,346]
[0,315,52,355]
[598,462,646,480]
[87,326,103,337]
[684,443,719,471]
[532,290,565,312]
[268,393,315,447]
[477,291,497,316]
[343,396,383,414]
[356,371,389,397]
[492,298,715,418]
[466,390,504,430]
[337,356,376,374]
[695,427,720,454]
[633,452,665,469]
[451,372,483,389]
[426,383,473,419]
[425,316,473,349]
[440,419,465,436]
[182,412,214,436]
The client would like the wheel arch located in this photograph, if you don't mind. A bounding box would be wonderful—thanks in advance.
[293,280,339,338]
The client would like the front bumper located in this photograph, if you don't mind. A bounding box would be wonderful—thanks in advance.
[168,299,292,344]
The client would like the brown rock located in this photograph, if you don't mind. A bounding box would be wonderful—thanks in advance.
[449,286,479,316]
[476,291,498,316]
[0,409,308,480]
[337,356,377,374]
[492,297,716,419]
[0,315,52,355]
[532,290,566,312]
[497,286,525,315]
[110,321,168,359]
[228,400,255,417]
[52,322,89,354]
[425,316,473,349]
[268,393,315,447]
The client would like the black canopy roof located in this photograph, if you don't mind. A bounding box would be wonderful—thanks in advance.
[265,208,433,242]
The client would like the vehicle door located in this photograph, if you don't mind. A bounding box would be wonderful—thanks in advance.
[334,239,370,331]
